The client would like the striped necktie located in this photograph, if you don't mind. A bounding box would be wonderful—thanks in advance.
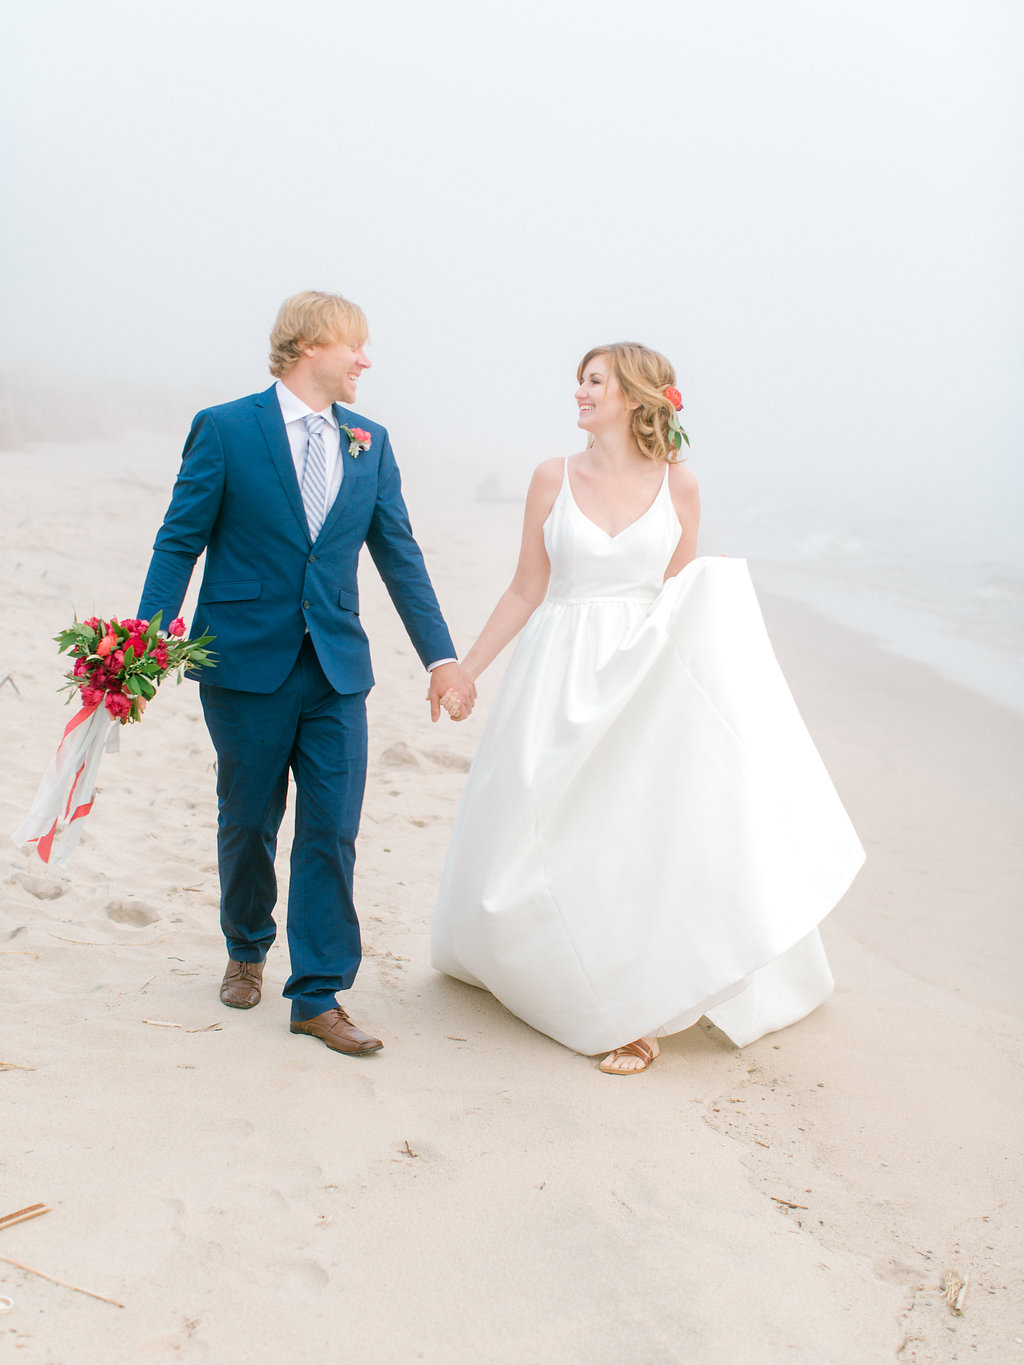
[301,414,328,539]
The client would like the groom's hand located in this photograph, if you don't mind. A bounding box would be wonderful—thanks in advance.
[427,662,477,723]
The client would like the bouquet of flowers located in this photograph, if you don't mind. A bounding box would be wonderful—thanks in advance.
[12,613,214,867]
[56,612,213,722]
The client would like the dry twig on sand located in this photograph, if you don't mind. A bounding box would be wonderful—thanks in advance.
[0,1255,124,1308]
[943,1268,969,1315]
[0,1203,124,1307]
[49,928,181,947]
[0,1204,50,1233]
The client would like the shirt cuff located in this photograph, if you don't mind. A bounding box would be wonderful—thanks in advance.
[426,658,458,671]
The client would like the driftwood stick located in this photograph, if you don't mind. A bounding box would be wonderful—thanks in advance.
[0,1253,124,1307]
[0,1204,49,1233]
[49,928,180,948]
[770,1196,808,1210]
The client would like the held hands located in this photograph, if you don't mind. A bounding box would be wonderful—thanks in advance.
[439,688,464,721]
[427,662,477,723]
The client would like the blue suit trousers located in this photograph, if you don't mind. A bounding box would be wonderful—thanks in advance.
[200,636,368,1022]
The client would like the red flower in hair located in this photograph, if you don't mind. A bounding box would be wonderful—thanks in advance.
[662,388,689,453]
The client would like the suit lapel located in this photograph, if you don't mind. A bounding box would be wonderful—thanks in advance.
[253,386,311,543]
[315,403,367,542]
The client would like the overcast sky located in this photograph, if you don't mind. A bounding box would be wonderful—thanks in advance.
[3,0,1021,561]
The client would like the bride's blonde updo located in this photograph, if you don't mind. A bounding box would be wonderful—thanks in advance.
[577,342,686,463]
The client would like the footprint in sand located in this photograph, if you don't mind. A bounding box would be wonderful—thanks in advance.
[380,740,471,773]
[13,872,66,901]
[106,898,160,927]
[426,748,471,773]
[281,1259,329,1297]
[380,740,424,769]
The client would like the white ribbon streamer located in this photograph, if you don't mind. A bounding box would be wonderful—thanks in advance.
[12,702,120,867]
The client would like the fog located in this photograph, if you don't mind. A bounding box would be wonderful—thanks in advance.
[3,0,1022,565]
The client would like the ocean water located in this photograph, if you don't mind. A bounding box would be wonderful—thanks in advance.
[703,510,1024,716]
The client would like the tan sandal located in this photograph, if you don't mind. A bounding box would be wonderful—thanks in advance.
[599,1037,660,1075]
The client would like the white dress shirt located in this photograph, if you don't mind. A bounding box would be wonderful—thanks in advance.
[275,380,345,509]
[274,380,455,673]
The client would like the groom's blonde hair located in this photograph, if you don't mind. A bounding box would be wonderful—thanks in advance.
[269,291,369,377]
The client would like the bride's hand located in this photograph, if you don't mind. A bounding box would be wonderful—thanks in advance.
[439,687,465,721]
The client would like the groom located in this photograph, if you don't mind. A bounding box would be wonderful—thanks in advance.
[138,290,475,1055]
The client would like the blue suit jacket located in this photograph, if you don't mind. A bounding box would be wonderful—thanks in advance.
[138,386,455,694]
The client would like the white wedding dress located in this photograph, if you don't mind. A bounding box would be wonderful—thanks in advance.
[432,461,865,1055]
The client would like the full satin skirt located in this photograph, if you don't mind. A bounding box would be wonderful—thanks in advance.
[432,558,864,1055]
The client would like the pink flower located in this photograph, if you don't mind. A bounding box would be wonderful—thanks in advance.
[73,658,90,677]
[84,616,100,630]
[153,643,169,668]
[104,691,132,719]
[95,633,118,658]
[110,649,125,671]
[341,425,372,458]
[80,685,105,707]
[127,634,147,657]
[168,617,186,638]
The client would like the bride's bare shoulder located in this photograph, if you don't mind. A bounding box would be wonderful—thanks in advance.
[666,459,698,489]
[532,456,566,483]
[667,459,700,518]
[523,458,565,524]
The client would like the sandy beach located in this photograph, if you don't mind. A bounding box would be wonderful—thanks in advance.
[2,437,1022,1364]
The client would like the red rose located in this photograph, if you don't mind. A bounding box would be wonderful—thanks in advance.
[110,649,125,671]
[73,658,90,677]
[95,633,118,657]
[104,691,132,719]
[350,427,371,443]
[127,634,147,657]
[168,617,186,638]
[80,685,105,707]
[664,387,683,412]
[153,643,169,668]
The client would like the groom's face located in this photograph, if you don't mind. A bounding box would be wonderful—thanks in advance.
[307,336,372,404]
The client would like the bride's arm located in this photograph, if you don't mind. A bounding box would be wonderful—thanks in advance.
[461,459,561,681]
[663,463,701,580]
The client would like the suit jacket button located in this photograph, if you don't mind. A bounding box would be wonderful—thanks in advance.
[302,600,311,609]
[309,554,317,563]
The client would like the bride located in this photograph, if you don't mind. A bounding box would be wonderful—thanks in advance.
[432,343,864,1074]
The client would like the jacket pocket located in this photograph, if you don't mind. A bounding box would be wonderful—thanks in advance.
[338,588,360,613]
[200,580,263,603]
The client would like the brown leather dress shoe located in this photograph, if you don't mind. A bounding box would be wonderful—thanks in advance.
[219,958,264,1009]
[289,1007,383,1055]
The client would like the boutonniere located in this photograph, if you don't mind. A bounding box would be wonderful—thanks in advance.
[341,425,372,459]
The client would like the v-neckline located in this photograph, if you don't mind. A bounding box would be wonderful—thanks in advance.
[564,463,669,540]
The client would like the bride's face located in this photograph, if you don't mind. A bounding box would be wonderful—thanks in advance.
[575,356,632,434]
